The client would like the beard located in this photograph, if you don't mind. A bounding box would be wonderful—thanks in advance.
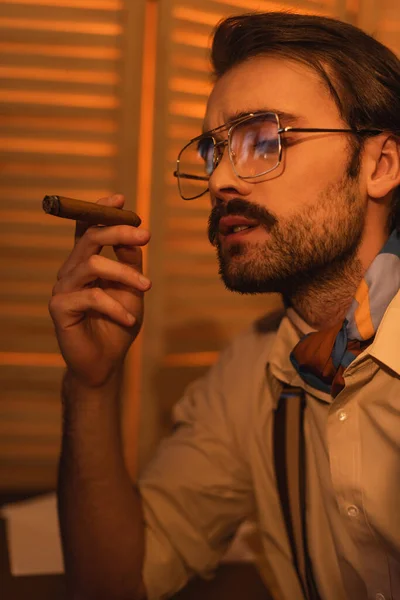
[208,175,365,297]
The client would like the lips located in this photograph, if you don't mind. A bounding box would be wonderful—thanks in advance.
[218,215,260,236]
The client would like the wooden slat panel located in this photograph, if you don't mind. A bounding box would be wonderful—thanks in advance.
[4,0,121,8]
[0,464,58,490]
[0,0,127,491]
[376,0,400,55]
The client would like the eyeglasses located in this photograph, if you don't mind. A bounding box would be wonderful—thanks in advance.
[173,111,383,200]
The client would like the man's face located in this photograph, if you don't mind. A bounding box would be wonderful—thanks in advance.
[204,56,366,295]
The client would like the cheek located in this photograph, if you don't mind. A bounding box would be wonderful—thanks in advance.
[288,138,350,181]
[255,140,350,213]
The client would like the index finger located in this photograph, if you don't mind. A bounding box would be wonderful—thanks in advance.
[74,194,125,244]
[74,219,91,244]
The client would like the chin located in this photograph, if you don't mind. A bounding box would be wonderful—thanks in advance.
[217,242,282,294]
[219,266,285,295]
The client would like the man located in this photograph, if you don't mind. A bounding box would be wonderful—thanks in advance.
[49,12,400,600]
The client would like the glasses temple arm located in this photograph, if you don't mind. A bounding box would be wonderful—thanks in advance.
[173,171,209,181]
[279,126,384,134]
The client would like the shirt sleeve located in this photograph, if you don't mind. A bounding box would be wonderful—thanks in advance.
[138,339,257,600]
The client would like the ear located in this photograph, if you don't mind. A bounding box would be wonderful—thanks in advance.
[366,134,400,199]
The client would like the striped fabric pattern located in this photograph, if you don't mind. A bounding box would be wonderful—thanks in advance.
[290,228,400,397]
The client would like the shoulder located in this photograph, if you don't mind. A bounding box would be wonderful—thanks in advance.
[217,307,284,375]
[173,307,284,424]
[368,290,400,376]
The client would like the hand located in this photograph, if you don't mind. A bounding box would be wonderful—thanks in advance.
[49,195,151,388]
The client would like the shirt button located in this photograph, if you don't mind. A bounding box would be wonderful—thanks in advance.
[338,410,348,421]
[347,505,359,517]
[375,594,386,600]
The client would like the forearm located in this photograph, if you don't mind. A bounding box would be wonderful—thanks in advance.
[58,370,146,600]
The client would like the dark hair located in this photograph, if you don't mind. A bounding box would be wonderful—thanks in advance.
[211,12,400,230]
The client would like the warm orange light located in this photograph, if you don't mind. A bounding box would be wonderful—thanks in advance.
[2,162,114,179]
[5,0,122,8]
[169,76,212,96]
[2,210,72,226]
[165,261,216,278]
[1,280,52,296]
[0,186,110,202]
[166,237,211,255]
[171,29,211,49]
[0,90,119,109]
[0,352,65,367]
[166,216,207,233]
[0,17,122,36]
[0,114,117,133]
[172,6,223,26]
[1,233,81,250]
[0,41,121,59]
[379,18,400,33]
[162,351,219,368]
[0,421,61,438]
[0,66,119,85]
[168,123,202,139]
[171,53,210,73]
[2,137,116,157]
[0,303,51,317]
[165,191,209,209]
[169,101,206,119]
[124,0,159,479]
[212,0,329,15]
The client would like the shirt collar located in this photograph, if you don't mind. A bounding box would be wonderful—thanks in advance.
[267,289,400,407]
[267,307,332,406]
[360,289,400,376]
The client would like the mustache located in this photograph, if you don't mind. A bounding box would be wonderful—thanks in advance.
[208,198,277,245]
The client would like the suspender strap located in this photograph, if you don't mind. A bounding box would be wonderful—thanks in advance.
[273,385,321,600]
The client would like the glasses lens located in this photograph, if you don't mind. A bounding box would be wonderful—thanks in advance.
[230,114,280,178]
[176,136,214,200]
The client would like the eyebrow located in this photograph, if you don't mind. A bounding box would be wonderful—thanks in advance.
[202,109,302,134]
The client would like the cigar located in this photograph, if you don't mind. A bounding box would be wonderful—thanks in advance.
[42,195,141,227]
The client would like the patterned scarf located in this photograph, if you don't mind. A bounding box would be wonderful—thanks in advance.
[290,229,400,398]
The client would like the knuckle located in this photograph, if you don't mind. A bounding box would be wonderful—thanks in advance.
[85,226,98,242]
[87,253,101,271]
[96,195,111,205]
[48,294,61,317]
[48,297,54,315]
[89,287,102,302]
[116,224,136,241]
[119,261,132,277]
[111,224,127,240]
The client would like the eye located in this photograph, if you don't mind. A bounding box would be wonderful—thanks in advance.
[197,137,214,175]
[234,116,280,159]
[250,135,278,158]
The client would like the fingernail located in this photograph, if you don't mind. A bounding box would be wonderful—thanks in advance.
[139,274,150,287]
[126,313,136,325]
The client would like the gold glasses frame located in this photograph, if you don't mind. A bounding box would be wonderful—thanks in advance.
[173,111,383,201]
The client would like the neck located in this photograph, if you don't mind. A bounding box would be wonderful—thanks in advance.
[284,245,372,329]
[285,258,363,330]
[286,228,392,330]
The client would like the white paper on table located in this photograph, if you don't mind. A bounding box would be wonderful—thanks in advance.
[0,493,257,576]
[0,493,64,576]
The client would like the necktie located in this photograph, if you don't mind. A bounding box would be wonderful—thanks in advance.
[290,229,400,398]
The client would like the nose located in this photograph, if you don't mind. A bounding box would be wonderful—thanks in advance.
[208,143,252,207]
